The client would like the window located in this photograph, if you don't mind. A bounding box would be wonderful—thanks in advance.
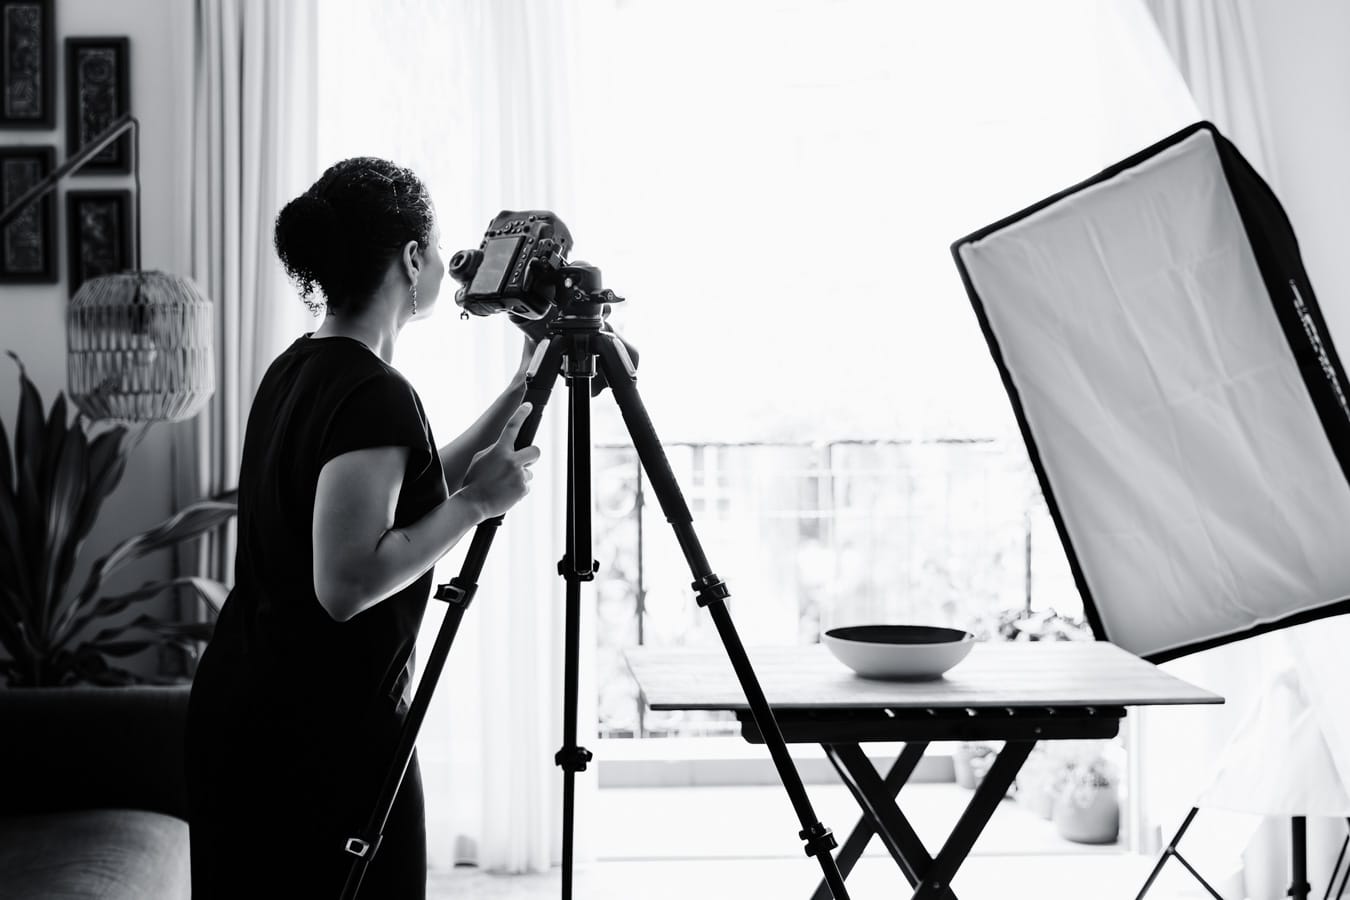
[317,0,1198,745]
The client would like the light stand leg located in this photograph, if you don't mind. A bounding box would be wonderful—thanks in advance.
[594,334,851,899]
[1291,816,1310,900]
[1135,808,1229,900]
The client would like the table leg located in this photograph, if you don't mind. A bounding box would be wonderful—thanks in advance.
[912,741,1035,900]
[810,742,930,900]
[819,742,955,900]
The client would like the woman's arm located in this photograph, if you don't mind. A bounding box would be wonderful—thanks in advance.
[438,337,536,492]
[313,406,539,622]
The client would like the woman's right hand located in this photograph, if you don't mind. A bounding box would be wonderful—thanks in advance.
[458,403,541,519]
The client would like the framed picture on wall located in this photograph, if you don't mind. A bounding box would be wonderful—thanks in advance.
[0,145,57,283]
[65,36,130,174]
[67,189,131,295]
[0,0,56,129]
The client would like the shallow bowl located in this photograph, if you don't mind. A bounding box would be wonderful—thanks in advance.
[822,624,975,680]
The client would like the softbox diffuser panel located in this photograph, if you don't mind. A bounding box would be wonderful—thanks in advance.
[952,122,1350,662]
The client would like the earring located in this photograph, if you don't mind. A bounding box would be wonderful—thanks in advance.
[410,281,418,316]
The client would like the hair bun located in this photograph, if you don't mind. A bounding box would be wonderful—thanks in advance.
[274,193,347,303]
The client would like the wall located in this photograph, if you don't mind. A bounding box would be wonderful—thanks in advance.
[0,0,192,678]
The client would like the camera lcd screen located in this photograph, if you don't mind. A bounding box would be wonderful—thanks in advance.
[469,235,523,296]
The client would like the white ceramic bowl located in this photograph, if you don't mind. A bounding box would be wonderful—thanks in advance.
[822,625,975,680]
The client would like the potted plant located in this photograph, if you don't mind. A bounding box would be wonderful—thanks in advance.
[953,740,998,790]
[953,605,1093,791]
[1052,749,1120,844]
[969,605,1094,643]
[0,353,234,686]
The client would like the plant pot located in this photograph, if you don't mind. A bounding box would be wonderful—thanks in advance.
[953,744,986,790]
[1053,784,1119,844]
[1018,780,1056,820]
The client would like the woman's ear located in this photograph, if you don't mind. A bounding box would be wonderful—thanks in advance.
[403,239,421,283]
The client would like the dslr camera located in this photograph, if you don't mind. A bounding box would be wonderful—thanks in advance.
[447,210,573,320]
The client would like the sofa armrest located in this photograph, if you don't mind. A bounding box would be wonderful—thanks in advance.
[0,684,190,820]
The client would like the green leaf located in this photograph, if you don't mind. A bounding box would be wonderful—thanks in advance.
[85,425,129,503]
[43,421,88,622]
[0,469,34,612]
[82,638,157,658]
[9,352,43,490]
[54,576,227,650]
[39,392,68,507]
[0,409,12,495]
[70,499,238,611]
[60,427,130,595]
[0,582,35,664]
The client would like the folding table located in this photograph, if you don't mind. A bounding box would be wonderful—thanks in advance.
[626,641,1222,900]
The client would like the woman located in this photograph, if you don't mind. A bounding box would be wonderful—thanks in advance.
[186,157,539,898]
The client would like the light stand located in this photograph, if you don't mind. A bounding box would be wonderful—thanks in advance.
[338,263,850,900]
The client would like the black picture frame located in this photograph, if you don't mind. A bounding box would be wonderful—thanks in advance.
[0,0,55,129]
[0,144,56,283]
[65,36,130,175]
[66,189,131,295]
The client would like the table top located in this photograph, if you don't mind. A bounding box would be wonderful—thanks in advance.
[625,641,1223,711]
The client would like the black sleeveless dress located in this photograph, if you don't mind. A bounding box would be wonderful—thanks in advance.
[186,334,447,899]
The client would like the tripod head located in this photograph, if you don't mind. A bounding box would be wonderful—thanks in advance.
[447,210,623,322]
[448,212,637,392]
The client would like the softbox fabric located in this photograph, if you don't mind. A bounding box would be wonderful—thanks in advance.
[952,122,1350,662]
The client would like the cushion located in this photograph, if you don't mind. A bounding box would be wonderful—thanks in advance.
[0,809,189,899]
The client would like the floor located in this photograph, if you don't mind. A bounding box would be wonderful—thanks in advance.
[426,782,1226,899]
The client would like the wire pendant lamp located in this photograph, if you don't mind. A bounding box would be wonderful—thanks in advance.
[67,270,214,422]
[0,115,215,424]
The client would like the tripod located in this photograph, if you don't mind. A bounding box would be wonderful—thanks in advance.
[339,264,852,899]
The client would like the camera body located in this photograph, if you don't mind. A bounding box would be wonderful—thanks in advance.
[448,210,573,320]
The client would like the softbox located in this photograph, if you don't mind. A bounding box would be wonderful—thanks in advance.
[951,121,1350,663]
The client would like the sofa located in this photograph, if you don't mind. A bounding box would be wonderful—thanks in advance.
[0,685,191,899]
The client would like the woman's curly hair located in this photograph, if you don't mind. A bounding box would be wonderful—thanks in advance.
[273,157,434,315]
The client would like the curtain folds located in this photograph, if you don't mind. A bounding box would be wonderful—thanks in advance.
[1142,0,1278,184]
[311,0,594,874]
[422,0,594,874]
[176,0,318,580]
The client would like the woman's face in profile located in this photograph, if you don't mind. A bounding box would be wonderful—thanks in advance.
[415,215,448,316]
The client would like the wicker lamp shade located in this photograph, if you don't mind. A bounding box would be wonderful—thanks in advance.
[67,270,215,422]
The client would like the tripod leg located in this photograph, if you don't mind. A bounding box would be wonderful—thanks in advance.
[337,336,569,900]
[557,336,597,900]
[594,335,852,900]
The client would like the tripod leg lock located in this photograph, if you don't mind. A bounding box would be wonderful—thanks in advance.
[556,557,600,581]
[798,823,838,858]
[554,745,594,773]
[342,832,383,860]
[692,573,730,608]
[434,578,478,607]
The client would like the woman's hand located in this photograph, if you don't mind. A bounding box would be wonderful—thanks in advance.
[458,403,541,519]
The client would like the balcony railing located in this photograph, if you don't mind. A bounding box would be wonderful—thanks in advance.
[593,438,1074,739]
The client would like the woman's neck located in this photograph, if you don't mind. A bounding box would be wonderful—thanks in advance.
[312,306,402,363]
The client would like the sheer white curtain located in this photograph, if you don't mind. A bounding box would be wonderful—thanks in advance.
[315,0,593,874]
[1139,3,1350,897]
[174,0,318,569]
